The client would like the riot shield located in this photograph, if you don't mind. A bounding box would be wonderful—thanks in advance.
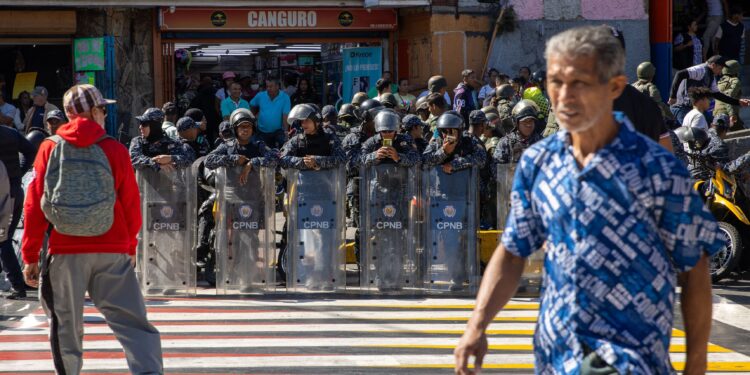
[496,163,543,296]
[136,167,197,296]
[215,166,276,294]
[286,167,346,292]
[360,163,418,293]
[422,167,479,294]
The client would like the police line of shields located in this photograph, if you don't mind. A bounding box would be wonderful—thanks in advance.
[496,163,544,295]
[214,166,276,294]
[360,163,418,293]
[136,167,197,296]
[422,167,479,294]
[285,167,347,292]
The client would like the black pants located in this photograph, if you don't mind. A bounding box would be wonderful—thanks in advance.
[0,182,25,290]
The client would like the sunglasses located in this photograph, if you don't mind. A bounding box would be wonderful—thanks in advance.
[95,105,108,117]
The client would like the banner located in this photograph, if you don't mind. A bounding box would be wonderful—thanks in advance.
[342,47,382,104]
[12,72,37,99]
[74,37,105,71]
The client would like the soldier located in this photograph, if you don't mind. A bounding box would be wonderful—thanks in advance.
[380,92,400,110]
[423,110,487,174]
[493,100,543,169]
[491,84,516,135]
[351,92,369,110]
[714,59,743,131]
[177,117,211,158]
[415,96,431,122]
[401,114,428,154]
[468,110,496,229]
[322,105,348,140]
[129,107,195,171]
[342,99,383,261]
[632,62,675,127]
[337,103,360,131]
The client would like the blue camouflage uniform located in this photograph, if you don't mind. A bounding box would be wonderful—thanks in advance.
[280,129,346,170]
[360,133,420,168]
[422,132,487,170]
[129,135,195,170]
[205,138,278,170]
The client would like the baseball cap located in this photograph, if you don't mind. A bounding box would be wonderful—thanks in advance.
[45,109,65,122]
[712,114,730,128]
[31,86,48,98]
[135,107,165,123]
[219,120,232,134]
[176,117,198,132]
[707,55,728,66]
[63,84,116,116]
[469,110,487,124]
[401,114,424,131]
[222,71,236,80]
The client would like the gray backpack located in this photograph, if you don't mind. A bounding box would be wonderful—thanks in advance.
[41,135,116,236]
[0,161,12,242]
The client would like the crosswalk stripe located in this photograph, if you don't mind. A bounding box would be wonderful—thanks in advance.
[0,297,746,374]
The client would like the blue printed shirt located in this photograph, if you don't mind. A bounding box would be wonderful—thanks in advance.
[501,113,724,374]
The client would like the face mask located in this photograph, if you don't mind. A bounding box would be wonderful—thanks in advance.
[251,84,259,90]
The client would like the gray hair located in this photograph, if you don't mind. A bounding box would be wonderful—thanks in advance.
[544,25,625,83]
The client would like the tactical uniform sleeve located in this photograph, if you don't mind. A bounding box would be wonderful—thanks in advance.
[493,136,512,165]
[250,141,279,168]
[171,141,196,168]
[279,136,306,170]
[648,84,663,104]
[725,151,750,174]
[204,141,236,169]
[396,134,420,168]
[725,79,742,118]
[342,133,362,175]
[129,138,159,170]
[360,137,381,167]
[421,138,449,167]
[542,110,559,138]
[313,133,346,170]
[450,137,487,172]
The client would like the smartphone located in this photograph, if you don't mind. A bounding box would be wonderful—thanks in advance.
[445,136,456,144]
[383,138,393,147]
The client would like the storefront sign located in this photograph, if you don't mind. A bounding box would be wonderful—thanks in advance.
[342,47,382,103]
[161,8,397,31]
[74,37,105,71]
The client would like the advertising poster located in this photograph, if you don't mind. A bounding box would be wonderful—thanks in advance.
[342,47,381,104]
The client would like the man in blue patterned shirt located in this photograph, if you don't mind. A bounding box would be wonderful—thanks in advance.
[456,25,724,375]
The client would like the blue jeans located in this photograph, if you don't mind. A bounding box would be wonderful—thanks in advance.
[258,129,287,149]
[670,104,692,126]
[0,182,25,290]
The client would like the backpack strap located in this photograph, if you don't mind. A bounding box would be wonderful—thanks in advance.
[46,135,63,145]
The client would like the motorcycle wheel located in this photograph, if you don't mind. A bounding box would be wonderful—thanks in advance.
[711,222,742,282]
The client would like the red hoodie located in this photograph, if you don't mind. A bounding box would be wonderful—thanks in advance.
[21,117,142,264]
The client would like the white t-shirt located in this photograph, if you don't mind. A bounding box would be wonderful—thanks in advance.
[676,64,719,106]
[683,108,708,129]
[417,90,452,106]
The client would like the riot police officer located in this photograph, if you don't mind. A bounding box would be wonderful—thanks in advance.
[337,103,360,132]
[359,109,420,292]
[342,99,383,262]
[492,100,543,167]
[280,104,347,291]
[401,114,428,154]
[130,107,195,171]
[423,110,487,173]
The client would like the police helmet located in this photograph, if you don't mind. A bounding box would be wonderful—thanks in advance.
[469,110,487,125]
[321,105,337,120]
[636,62,656,80]
[674,126,710,151]
[495,84,515,99]
[351,92,369,107]
[359,99,385,123]
[723,60,740,76]
[415,96,430,112]
[530,70,546,84]
[287,103,322,125]
[428,75,448,93]
[511,99,539,125]
[481,106,499,116]
[436,111,464,130]
[230,108,256,128]
[374,109,401,133]
[380,93,399,109]
[338,103,360,121]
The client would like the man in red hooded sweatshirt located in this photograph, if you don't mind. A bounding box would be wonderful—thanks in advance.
[21,84,163,375]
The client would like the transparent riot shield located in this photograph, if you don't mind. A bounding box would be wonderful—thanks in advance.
[422,167,479,294]
[286,167,346,292]
[215,166,276,294]
[136,167,197,296]
[360,163,418,293]
[496,163,543,296]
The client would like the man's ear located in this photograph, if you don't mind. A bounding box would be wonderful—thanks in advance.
[609,74,628,100]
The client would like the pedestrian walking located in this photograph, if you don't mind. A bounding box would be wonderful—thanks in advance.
[456,25,724,375]
[21,84,163,374]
